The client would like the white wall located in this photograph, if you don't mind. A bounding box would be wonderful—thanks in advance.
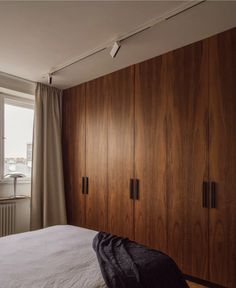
[0,182,31,234]
[15,198,31,233]
[0,182,31,198]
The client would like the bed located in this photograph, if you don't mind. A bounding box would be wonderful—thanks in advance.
[0,225,188,288]
[0,225,106,288]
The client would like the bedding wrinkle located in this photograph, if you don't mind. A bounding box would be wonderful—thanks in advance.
[0,225,106,288]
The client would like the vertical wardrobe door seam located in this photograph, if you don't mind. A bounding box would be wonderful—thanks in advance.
[133,65,136,240]
[106,76,109,233]
[84,83,87,226]
[207,38,210,284]
[164,54,169,257]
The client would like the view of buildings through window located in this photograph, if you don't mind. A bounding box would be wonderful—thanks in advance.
[4,103,34,178]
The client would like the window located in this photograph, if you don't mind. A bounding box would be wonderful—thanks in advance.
[0,94,34,182]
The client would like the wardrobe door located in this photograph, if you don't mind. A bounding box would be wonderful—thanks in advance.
[107,67,135,239]
[167,41,209,278]
[85,77,108,231]
[209,28,236,288]
[62,85,86,227]
[135,56,168,252]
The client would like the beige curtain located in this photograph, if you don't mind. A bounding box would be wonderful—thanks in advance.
[31,83,67,230]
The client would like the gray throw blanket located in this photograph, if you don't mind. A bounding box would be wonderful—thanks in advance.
[93,232,189,288]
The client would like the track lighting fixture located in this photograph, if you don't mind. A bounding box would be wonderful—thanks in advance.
[48,73,52,85]
[44,1,205,78]
[110,41,121,58]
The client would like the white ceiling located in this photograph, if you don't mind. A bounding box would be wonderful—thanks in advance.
[0,1,236,89]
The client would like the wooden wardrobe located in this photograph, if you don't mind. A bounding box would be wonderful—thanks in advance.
[63,67,135,236]
[62,27,236,288]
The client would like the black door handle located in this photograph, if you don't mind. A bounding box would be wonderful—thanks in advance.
[85,177,89,194]
[130,179,134,199]
[82,177,85,194]
[134,179,139,200]
[211,181,216,208]
[202,181,209,208]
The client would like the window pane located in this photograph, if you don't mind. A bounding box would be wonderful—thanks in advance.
[4,103,34,178]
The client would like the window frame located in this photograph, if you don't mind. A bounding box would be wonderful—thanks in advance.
[0,93,34,183]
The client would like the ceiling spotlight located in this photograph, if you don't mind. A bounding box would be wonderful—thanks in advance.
[110,41,121,58]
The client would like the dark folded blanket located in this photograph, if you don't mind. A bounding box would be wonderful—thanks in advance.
[93,232,189,288]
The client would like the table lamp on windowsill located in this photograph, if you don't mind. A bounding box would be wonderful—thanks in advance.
[4,173,26,198]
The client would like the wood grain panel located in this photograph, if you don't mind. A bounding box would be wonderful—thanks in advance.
[107,67,135,239]
[85,77,108,231]
[134,56,168,252]
[62,85,86,227]
[209,28,236,287]
[166,41,209,278]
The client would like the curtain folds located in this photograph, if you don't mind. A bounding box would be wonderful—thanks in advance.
[31,83,67,230]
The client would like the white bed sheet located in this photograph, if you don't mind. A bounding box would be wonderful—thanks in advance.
[0,225,106,288]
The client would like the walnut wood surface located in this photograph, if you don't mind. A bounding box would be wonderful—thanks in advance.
[209,28,236,288]
[166,41,209,279]
[85,77,108,231]
[107,67,135,239]
[62,85,86,227]
[134,56,168,252]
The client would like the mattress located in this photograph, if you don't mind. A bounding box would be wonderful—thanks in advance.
[0,225,106,288]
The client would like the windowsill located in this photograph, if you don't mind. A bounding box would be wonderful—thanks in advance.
[0,195,31,202]
[0,178,31,185]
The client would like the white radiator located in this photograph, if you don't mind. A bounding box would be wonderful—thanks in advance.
[0,202,16,237]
